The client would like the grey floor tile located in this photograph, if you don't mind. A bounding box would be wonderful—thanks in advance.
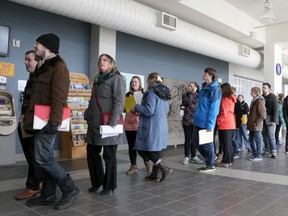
[117,201,155,214]
[135,206,177,216]
[92,207,134,216]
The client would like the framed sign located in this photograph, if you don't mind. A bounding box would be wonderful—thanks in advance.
[276,63,282,76]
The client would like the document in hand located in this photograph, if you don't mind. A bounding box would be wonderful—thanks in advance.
[199,129,214,145]
[133,91,143,104]
[33,105,71,132]
[124,96,136,113]
[100,124,123,138]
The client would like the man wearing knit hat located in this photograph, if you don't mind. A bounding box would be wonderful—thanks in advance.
[24,33,82,210]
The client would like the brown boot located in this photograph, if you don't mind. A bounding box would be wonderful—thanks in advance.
[126,165,138,175]
[144,160,153,176]
[216,153,223,165]
[15,188,41,200]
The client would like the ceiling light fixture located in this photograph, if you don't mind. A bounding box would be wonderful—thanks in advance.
[260,0,275,24]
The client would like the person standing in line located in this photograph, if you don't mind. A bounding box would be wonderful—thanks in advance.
[231,87,242,159]
[237,94,251,152]
[262,83,278,158]
[133,72,173,182]
[216,83,236,167]
[275,93,285,147]
[282,94,288,153]
[15,50,42,200]
[192,67,222,172]
[181,81,203,165]
[124,76,152,175]
[247,87,266,161]
[24,33,82,210]
[85,54,126,195]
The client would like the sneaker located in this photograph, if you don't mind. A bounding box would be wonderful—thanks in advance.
[182,157,189,165]
[249,157,262,161]
[190,156,203,164]
[271,150,278,159]
[248,155,255,160]
[197,166,215,172]
[234,155,240,159]
[262,151,270,156]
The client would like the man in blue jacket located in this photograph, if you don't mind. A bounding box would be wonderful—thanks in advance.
[192,67,221,172]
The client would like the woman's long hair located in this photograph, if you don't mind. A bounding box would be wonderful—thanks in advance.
[129,76,144,93]
[221,82,233,98]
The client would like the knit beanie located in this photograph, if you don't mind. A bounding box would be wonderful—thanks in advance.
[36,33,60,54]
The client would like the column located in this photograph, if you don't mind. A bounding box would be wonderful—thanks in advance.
[89,25,116,81]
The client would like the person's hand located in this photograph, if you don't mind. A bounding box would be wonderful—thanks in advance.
[41,122,59,134]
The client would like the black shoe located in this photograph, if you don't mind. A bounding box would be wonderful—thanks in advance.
[55,187,83,210]
[88,186,100,192]
[26,194,57,206]
[99,189,113,196]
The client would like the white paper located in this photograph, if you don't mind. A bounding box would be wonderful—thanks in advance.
[100,124,123,138]
[199,129,214,145]
[133,91,143,104]
[18,80,27,91]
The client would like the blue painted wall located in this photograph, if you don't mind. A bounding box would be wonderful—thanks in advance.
[0,1,228,158]
[0,1,91,153]
[116,32,228,84]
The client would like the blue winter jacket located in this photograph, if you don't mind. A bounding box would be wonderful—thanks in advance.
[193,81,221,130]
[134,84,170,151]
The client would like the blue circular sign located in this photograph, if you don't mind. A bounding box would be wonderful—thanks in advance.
[276,63,282,76]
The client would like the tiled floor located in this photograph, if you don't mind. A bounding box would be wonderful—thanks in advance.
[1,143,288,216]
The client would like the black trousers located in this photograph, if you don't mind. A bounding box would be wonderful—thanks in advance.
[182,125,197,157]
[17,123,41,190]
[138,151,161,164]
[86,144,117,190]
[218,129,234,164]
[125,130,149,165]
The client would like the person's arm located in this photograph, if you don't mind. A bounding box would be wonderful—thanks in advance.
[134,91,156,116]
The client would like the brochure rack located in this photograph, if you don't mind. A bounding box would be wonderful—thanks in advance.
[60,72,91,159]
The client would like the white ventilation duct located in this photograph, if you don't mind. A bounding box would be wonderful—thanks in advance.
[9,0,262,68]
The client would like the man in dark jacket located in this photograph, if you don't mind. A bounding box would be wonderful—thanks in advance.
[282,95,288,153]
[24,33,82,209]
[262,83,278,158]
[15,50,41,200]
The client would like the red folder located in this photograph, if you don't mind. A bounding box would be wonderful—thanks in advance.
[33,105,70,132]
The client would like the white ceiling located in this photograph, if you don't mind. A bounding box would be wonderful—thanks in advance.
[134,0,288,61]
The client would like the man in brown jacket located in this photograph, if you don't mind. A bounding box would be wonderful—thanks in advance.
[24,33,82,210]
[247,87,266,161]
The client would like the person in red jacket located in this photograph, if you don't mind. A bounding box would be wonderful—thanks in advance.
[216,83,236,167]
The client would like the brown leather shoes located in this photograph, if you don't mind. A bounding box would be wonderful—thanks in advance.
[15,188,41,200]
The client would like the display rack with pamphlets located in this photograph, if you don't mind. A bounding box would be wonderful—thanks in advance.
[60,72,91,159]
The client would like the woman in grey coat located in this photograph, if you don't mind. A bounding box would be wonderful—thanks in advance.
[84,54,125,195]
[134,72,173,182]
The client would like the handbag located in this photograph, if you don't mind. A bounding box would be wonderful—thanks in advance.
[95,95,124,125]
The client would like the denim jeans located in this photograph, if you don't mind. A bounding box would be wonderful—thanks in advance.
[232,129,241,155]
[249,131,262,158]
[34,132,66,182]
[262,124,276,151]
[239,124,251,149]
[192,126,215,167]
